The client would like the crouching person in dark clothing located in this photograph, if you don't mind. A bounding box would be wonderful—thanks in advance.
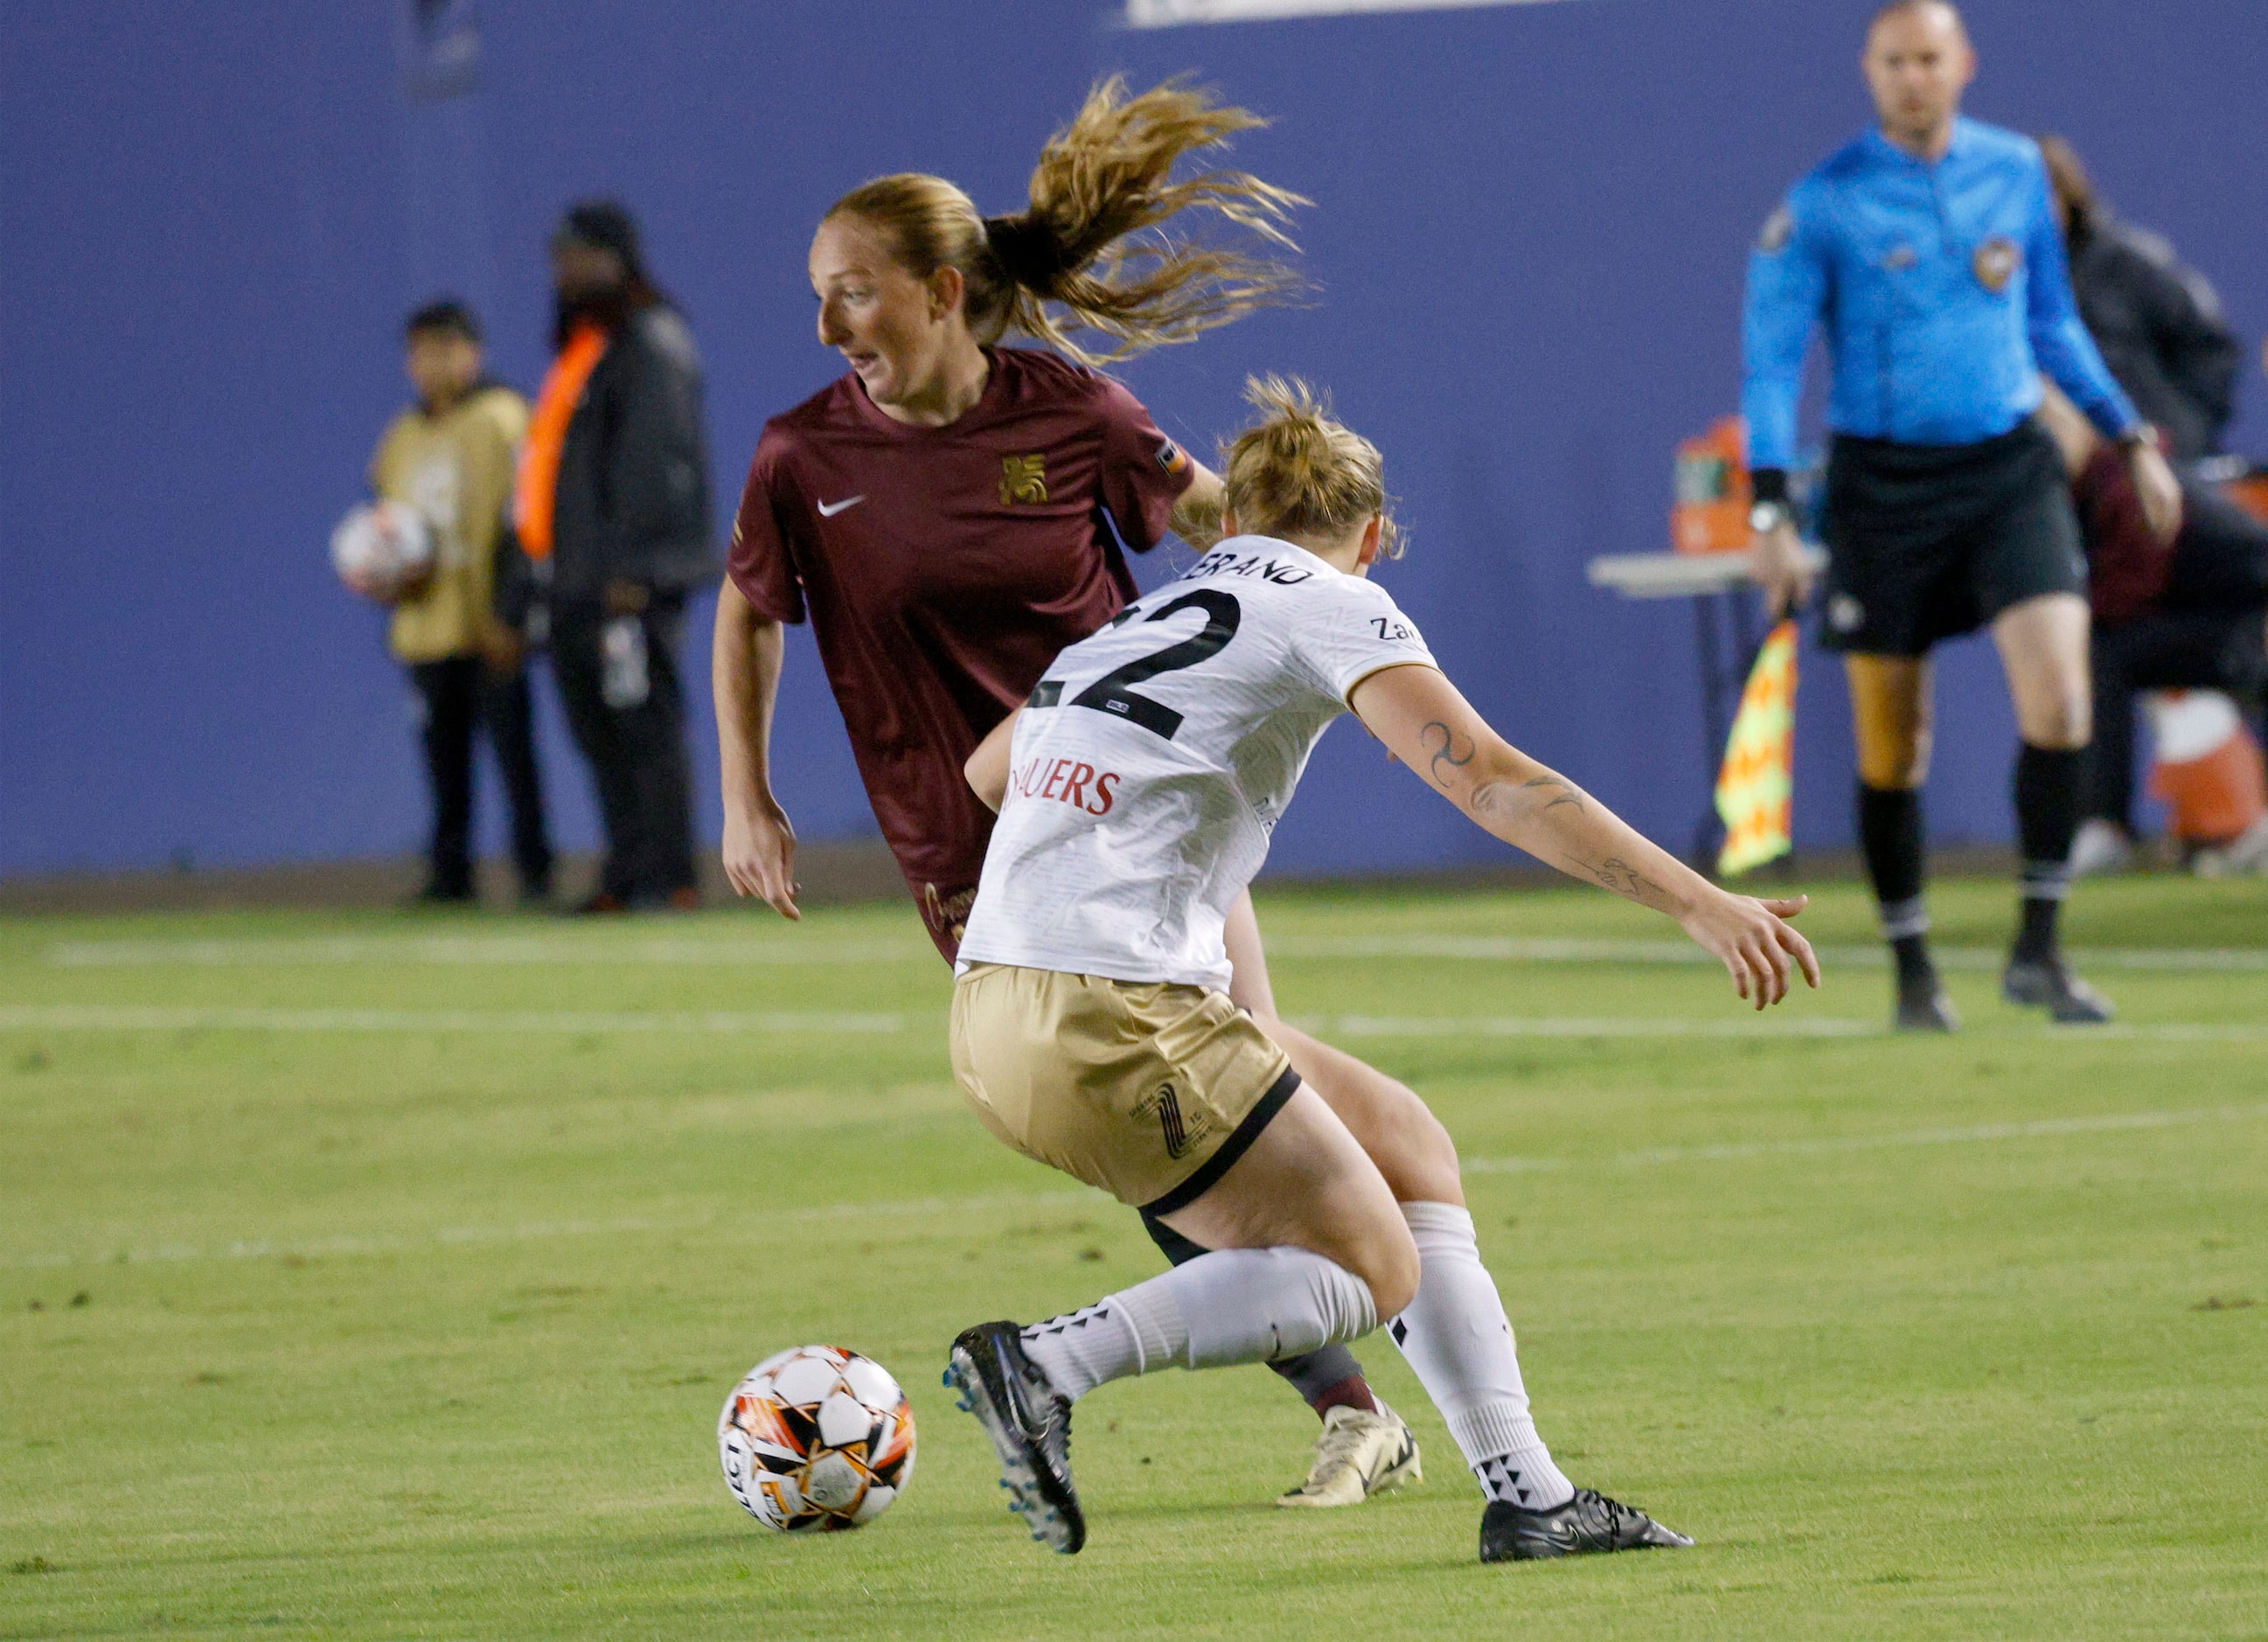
[2035,384,2268,868]
[518,201,716,913]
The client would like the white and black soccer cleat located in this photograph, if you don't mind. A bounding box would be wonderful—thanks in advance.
[2002,955,2114,1024]
[1478,1487,1694,1563]
[945,1321,1085,1555]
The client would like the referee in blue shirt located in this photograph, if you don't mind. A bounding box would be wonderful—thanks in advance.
[1743,0,2183,1031]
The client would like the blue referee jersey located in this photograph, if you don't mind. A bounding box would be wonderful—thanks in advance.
[1742,117,2140,475]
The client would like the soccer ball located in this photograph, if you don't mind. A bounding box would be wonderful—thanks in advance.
[330,499,434,602]
[719,1346,916,1532]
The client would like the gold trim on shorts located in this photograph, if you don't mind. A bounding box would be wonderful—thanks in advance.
[950,964,1299,1213]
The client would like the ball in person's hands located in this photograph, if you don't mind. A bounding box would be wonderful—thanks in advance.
[330,500,435,602]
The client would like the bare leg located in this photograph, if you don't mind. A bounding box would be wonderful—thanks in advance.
[1226,889,1463,1206]
[1157,1085,1418,1317]
[958,1088,1410,1554]
[1256,1017,1463,1207]
[1992,593,2110,1018]
[1214,891,1389,1421]
[1992,593,2092,749]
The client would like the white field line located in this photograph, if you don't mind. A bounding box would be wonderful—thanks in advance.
[0,1005,908,1035]
[13,1103,2263,1273]
[42,936,932,968]
[1299,1012,1877,1040]
[42,932,2268,973]
[0,1190,1101,1273]
[5,1004,2267,1044]
[1294,1014,2268,1044]
[1464,1101,2268,1174]
[1264,935,2268,973]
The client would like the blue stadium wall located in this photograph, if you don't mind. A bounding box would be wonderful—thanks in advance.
[4,1,2263,880]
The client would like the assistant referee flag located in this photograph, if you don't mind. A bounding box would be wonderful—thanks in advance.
[1715,620,1798,877]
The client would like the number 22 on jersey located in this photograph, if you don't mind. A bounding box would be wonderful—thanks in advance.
[1027,591,1242,741]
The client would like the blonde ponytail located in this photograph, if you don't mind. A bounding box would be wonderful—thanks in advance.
[824,77,1304,364]
[1221,376,1401,557]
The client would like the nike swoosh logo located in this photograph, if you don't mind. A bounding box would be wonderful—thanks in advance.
[817,495,865,518]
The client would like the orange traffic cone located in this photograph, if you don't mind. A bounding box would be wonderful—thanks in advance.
[2146,690,2268,873]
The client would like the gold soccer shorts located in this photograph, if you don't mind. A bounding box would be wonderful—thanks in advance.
[950,964,1299,1214]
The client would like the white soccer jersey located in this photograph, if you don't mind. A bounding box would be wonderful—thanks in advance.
[957,535,1437,990]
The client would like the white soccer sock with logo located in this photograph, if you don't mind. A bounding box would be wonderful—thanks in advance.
[1388,1200,1576,1511]
[1019,1248,1378,1403]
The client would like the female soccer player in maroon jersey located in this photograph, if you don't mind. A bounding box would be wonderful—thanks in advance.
[713,79,1446,1505]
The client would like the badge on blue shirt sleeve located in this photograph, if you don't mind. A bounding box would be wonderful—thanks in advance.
[1757,205,1793,254]
[1972,236,2021,294]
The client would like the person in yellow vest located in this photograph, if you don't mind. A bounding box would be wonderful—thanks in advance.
[371,298,554,905]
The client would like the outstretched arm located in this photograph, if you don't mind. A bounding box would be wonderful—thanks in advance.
[1350,664,1819,1008]
[713,577,799,918]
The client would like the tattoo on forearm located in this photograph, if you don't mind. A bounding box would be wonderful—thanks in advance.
[1520,775,1588,814]
[1568,853,1670,908]
[1421,720,1477,790]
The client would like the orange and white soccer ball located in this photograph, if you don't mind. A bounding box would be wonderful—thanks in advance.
[720,1346,916,1532]
[330,499,435,602]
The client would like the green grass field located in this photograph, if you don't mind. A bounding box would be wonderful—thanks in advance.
[3,873,2265,1639]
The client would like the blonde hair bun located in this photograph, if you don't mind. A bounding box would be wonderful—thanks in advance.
[1222,375,1401,558]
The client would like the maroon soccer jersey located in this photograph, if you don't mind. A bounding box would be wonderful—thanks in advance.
[729,347,1195,958]
[2073,443,2173,623]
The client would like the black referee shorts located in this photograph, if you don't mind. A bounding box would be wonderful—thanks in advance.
[1819,417,2088,657]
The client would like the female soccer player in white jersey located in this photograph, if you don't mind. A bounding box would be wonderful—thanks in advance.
[944,379,1819,1562]
[720,78,1441,1499]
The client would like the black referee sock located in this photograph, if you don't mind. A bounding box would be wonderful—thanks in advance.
[1858,782,1934,986]
[2014,744,2085,964]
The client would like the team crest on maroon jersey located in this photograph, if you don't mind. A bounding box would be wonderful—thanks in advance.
[999,454,1048,505]
[1972,236,2020,294]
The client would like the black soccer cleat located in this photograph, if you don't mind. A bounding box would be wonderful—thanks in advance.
[1894,976,1961,1033]
[945,1322,1085,1555]
[1479,1487,1694,1563]
[2002,955,2115,1024]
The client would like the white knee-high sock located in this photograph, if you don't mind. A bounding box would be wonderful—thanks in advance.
[1019,1248,1378,1403]
[1388,1200,1576,1510]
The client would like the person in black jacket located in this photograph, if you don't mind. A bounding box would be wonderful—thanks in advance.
[2041,136,2242,463]
[526,200,716,912]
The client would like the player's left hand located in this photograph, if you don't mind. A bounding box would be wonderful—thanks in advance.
[2128,441,2183,544]
[722,794,800,920]
[1678,891,1821,1011]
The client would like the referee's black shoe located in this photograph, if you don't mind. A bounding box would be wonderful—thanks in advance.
[2002,955,2115,1024]
[1895,975,1962,1033]
[1479,1487,1694,1562]
[946,1322,1085,1555]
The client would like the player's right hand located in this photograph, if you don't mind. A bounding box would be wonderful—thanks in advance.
[1750,521,1815,619]
[723,797,800,921]
[1679,891,1820,1010]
